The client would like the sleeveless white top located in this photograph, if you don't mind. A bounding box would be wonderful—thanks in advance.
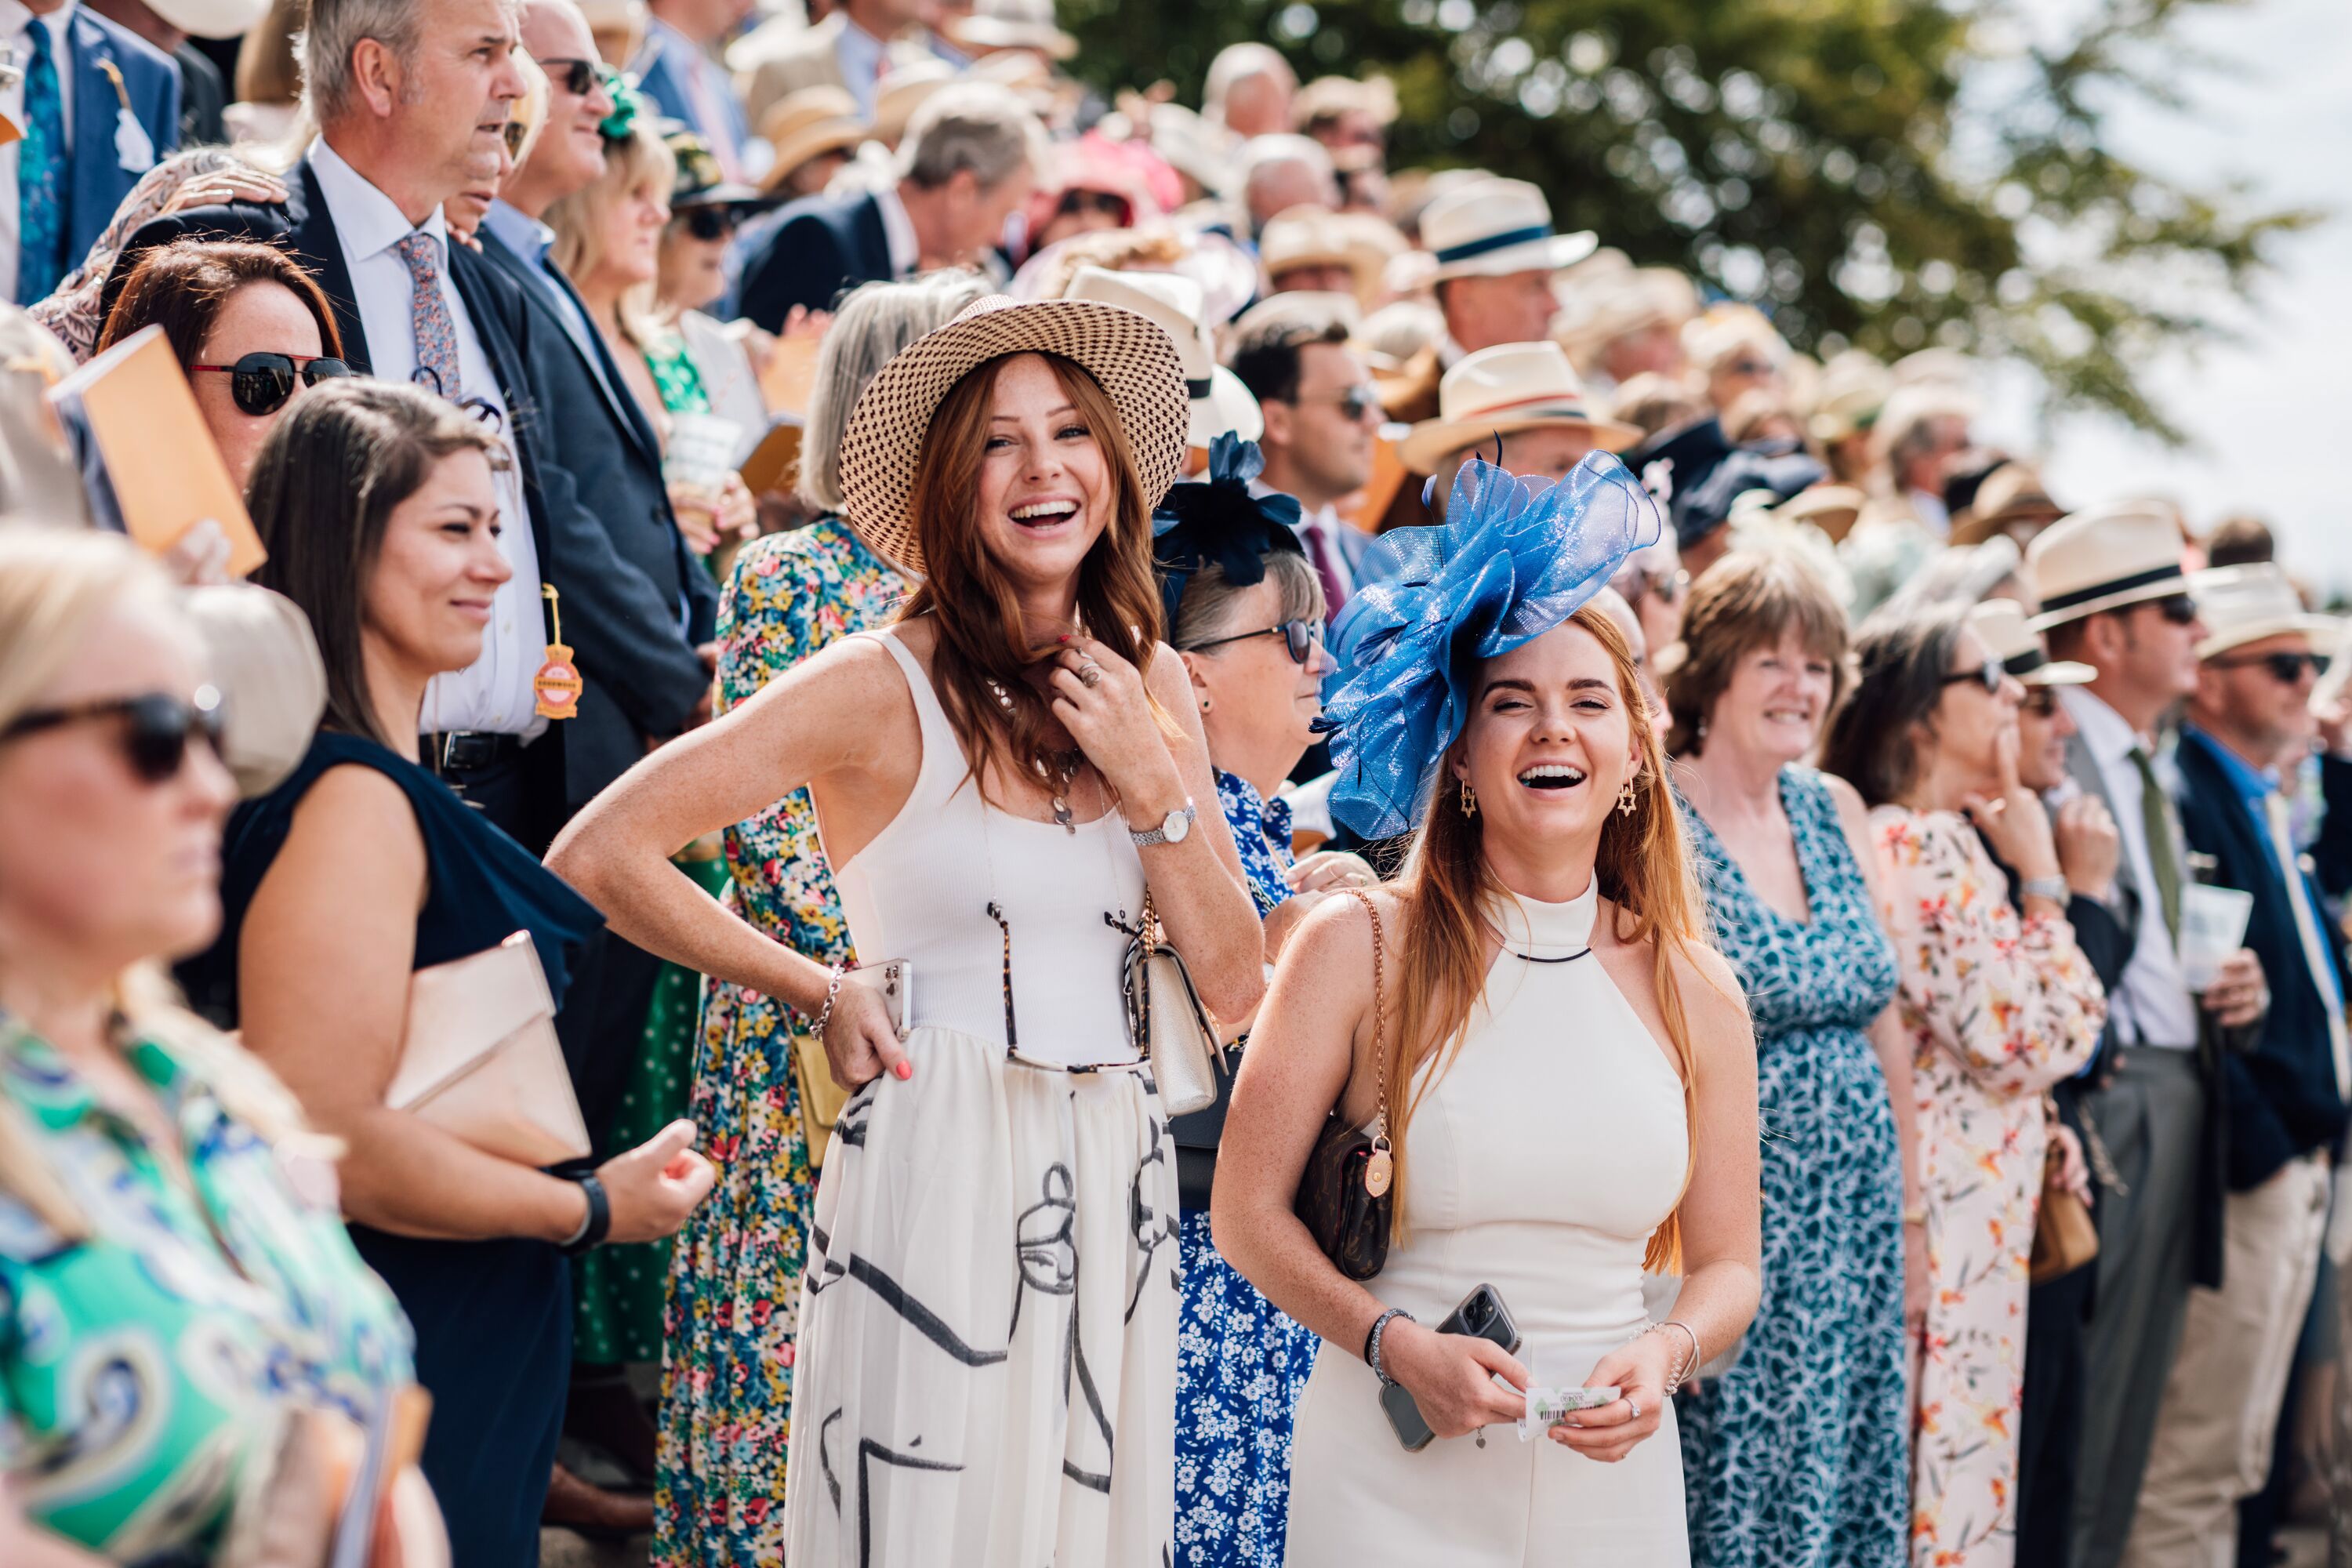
[822,628,1147,1066]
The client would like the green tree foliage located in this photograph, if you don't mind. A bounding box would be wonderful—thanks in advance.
[1063,0,2316,440]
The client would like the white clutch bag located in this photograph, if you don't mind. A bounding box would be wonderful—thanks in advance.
[387,931,591,1167]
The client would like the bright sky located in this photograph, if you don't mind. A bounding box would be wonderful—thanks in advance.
[1973,0,2352,596]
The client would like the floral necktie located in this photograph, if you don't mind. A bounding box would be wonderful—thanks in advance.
[15,21,68,306]
[393,231,463,402]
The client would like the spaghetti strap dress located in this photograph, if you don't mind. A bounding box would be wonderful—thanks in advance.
[782,627,1178,1567]
[1282,881,1693,1566]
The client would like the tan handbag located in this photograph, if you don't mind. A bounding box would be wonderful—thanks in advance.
[387,932,590,1167]
[795,960,909,1171]
[2030,1144,2101,1285]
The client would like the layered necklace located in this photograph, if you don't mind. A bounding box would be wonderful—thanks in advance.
[984,676,1086,834]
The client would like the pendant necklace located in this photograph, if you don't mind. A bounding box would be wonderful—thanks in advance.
[985,676,1083,835]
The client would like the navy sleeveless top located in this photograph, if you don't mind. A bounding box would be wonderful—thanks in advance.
[180,731,601,1025]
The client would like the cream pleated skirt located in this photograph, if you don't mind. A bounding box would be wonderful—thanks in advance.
[782,1025,1178,1566]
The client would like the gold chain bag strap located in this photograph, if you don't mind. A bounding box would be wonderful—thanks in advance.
[1292,887,1393,1281]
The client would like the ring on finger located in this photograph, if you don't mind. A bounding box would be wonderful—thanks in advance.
[1627,1398,1641,1421]
[1077,660,1104,688]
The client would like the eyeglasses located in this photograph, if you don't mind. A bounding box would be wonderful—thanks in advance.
[1189,619,1320,665]
[2210,649,2329,684]
[1055,189,1129,220]
[190,351,353,416]
[538,56,599,97]
[677,205,739,242]
[1,688,224,783]
[2151,593,2200,626]
[1940,656,2007,696]
[1291,384,1381,421]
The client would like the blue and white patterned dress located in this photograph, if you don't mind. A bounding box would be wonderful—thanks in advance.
[1674,766,1911,1567]
[1174,771,1321,1567]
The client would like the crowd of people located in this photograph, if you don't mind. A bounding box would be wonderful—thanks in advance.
[0,2,2344,1567]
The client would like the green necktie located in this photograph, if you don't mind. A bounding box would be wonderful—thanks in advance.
[2129,746,2182,942]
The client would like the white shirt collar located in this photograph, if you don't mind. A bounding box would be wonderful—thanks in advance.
[873,182,919,276]
[1,3,75,44]
[2060,684,2147,768]
[310,135,450,263]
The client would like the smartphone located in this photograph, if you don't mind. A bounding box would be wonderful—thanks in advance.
[1380,1283,1522,1453]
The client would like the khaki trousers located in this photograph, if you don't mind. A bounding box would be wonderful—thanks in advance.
[2120,1152,2331,1568]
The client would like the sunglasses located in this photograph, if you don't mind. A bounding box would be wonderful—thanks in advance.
[2150,593,2200,626]
[1940,655,2008,697]
[2021,687,2063,718]
[2,688,224,784]
[1191,619,1320,665]
[1294,384,1380,421]
[191,351,354,416]
[539,56,600,97]
[1056,189,1129,220]
[677,205,739,242]
[2210,649,2329,684]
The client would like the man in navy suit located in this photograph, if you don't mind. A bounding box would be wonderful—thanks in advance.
[730,78,1040,331]
[3,0,179,306]
[2132,561,2351,1566]
[633,0,750,180]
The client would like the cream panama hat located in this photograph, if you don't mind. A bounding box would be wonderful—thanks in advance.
[2187,564,2339,660]
[2025,501,2193,632]
[1062,267,1262,447]
[949,0,1080,60]
[1258,206,1403,305]
[143,0,270,38]
[758,88,866,193]
[1420,178,1597,283]
[836,296,1191,573]
[1968,598,2094,688]
[1397,341,1639,474]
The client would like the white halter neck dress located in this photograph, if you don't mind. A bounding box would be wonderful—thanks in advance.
[782,627,1177,1566]
[1283,881,1694,1565]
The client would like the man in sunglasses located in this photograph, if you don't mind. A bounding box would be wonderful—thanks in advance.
[1228,310,1381,625]
[2024,503,2270,1568]
[2126,561,2350,1566]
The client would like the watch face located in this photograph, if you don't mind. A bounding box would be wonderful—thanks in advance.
[1164,808,1191,843]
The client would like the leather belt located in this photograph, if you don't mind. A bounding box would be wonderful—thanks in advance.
[423,731,526,771]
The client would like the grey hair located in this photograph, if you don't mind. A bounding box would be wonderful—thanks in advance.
[1168,550,1325,653]
[798,270,992,514]
[1236,133,1334,201]
[300,0,518,121]
[1203,42,1295,118]
[896,82,1048,194]
[1819,600,1972,809]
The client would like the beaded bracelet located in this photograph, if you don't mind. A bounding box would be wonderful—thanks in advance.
[1640,1319,1703,1396]
[1365,1307,1414,1387]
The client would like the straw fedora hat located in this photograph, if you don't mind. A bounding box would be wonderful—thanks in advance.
[759,87,866,193]
[1773,483,1867,543]
[1397,341,1639,473]
[2025,501,2192,631]
[1258,206,1402,303]
[1420,178,1597,283]
[2188,563,2339,660]
[949,0,1079,60]
[1950,461,2064,547]
[837,296,1191,572]
[1969,598,2094,688]
[1062,267,1261,447]
[874,61,958,146]
[143,0,269,38]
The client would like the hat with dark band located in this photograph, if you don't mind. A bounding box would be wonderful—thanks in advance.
[2024,501,2191,632]
[1968,598,2093,688]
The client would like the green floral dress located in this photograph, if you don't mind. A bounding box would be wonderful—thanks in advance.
[652,518,907,1568]
[0,1022,412,1558]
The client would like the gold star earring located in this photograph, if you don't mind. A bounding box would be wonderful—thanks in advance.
[1460,778,1478,816]
[1618,778,1639,816]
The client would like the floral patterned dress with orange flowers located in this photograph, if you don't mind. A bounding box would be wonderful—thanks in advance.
[1867,807,2106,1568]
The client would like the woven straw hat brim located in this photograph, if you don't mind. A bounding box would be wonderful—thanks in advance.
[837,297,1192,574]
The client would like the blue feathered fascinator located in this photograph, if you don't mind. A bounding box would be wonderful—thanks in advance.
[1152,432,1304,633]
[1323,450,1664,840]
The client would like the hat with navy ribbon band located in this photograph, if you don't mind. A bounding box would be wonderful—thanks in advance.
[1322,450,1664,840]
[1420,177,1598,282]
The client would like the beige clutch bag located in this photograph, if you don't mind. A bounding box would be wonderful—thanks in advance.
[387,931,591,1167]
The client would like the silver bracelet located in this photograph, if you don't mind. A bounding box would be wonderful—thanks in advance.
[1642,1319,1702,1395]
[809,961,847,1043]
[1366,1307,1414,1387]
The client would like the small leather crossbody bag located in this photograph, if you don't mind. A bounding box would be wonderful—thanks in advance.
[1292,887,1393,1281]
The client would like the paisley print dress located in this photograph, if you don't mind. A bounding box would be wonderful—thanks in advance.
[1869,808,2104,1568]
[1676,767,1911,1567]
[1174,771,1320,1566]
[652,519,908,1568]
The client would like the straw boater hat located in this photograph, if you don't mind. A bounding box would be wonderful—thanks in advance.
[837,296,1191,572]
[1419,178,1597,283]
[759,88,866,193]
[2187,564,2339,661]
[1062,267,1261,446]
[1398,342,1640,472]
[2025,501,2192,632]
[1968,598,2095,688]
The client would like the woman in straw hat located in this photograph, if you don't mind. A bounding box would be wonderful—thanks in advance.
[550,295,1264,1566]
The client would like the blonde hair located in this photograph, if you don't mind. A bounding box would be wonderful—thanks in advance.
[546,120,677,346]
[1384,604,1720,1271]
[0,529,311,1241]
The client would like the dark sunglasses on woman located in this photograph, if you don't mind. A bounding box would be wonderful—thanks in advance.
[1940,655,2008,696]
[679,205,741,242]
[1192,619,1322,666]
[191,351,354,416]
[0,688,224,784]
[2209,648,2329,684]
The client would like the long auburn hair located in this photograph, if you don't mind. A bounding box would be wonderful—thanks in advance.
[1385,604,1725,1272]
[895,352,1170,802]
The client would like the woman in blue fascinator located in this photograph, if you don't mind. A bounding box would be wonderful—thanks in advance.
[1212,452,1763,1566]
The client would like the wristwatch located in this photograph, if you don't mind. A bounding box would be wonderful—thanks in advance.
[2020,874,2070,906]
[560,1172,611,1256]
[1129,800,1196,848]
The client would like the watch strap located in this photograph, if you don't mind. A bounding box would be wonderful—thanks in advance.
[2020,874,2070,906]
[1128,800,1196,848]
[560,1172,610,1255]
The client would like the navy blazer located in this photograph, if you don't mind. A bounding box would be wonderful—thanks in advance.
[731,189,893,333]
[2173,732,2352,1189]
[106,159,713,812]
[633,19,749,172]
[57,9,180,266]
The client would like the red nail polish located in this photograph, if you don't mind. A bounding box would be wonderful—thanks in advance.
[894,1062,913,1080]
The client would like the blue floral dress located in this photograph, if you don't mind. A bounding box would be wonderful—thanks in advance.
[1674,767,1911,1567]
[1175,771,1321,1567]
[654,518,907,1568]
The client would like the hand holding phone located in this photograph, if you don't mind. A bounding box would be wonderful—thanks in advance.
[1379,1284,1529,1451]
